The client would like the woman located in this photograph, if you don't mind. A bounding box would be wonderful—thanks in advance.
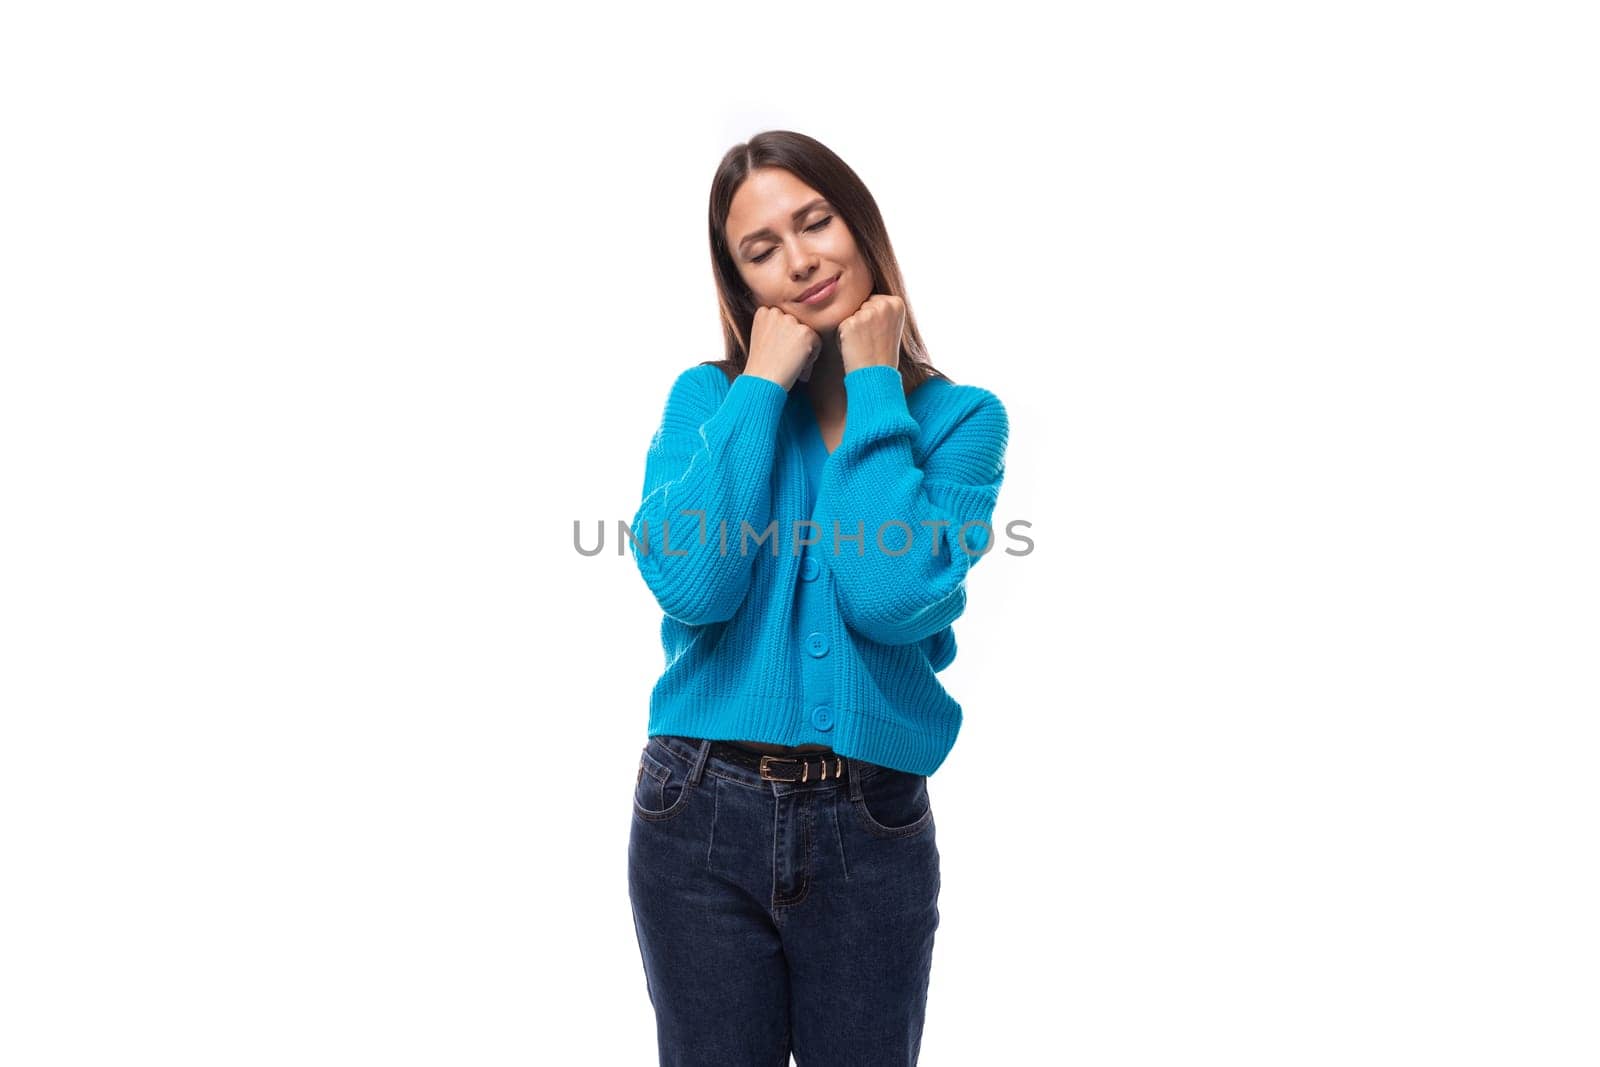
[626,129,1009,1066]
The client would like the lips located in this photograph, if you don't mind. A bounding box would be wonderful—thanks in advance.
[796,273,840,302]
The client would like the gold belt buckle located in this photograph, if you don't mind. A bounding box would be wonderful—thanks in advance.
[759,754,842,783]
[759,755,798,782]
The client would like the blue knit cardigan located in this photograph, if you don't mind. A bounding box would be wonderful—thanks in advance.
[629,362,1009,776]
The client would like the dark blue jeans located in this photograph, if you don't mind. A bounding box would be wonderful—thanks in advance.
[628,734,941,1066]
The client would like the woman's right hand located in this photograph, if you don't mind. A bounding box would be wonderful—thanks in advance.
[743,306,821,391]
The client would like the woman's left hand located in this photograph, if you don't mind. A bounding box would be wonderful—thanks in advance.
[838,294,905,374]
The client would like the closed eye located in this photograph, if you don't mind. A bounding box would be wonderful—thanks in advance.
[751,216,833,264]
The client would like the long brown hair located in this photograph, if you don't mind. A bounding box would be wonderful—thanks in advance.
[700,130,953,395]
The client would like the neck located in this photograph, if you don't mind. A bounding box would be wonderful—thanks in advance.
[803,330,847,415]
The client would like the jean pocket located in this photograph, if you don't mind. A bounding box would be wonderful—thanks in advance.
[633,742,693,822]
[851,765,934,838]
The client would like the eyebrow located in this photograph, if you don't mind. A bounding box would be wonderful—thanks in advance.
[735,197,832,251]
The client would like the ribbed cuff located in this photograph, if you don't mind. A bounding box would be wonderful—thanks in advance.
[709,371,789,438]
[731,371,789,403]
[840,365,914,445]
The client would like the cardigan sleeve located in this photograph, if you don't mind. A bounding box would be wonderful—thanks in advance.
[629,365,789,626]
[812,364,1009,646]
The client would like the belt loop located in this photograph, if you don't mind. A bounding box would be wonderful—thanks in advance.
[688,738,713,785]
[846,757,864,800]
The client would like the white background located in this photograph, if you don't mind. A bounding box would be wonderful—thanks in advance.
[3,2,1596,1064]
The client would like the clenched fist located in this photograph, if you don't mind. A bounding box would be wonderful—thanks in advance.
[837,294,905,375]
[744,305,823,391]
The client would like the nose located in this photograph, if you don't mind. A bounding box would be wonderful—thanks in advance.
[785,242,820,279]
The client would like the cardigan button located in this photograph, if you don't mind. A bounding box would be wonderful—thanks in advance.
[805,631,829,657]
[810,705,834,731]
[801,557,820,582]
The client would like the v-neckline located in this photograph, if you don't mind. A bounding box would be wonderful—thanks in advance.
[788,389,832,521]
[794,387,836,459]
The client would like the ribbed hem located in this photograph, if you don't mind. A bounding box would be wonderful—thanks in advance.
[647,693,962,777]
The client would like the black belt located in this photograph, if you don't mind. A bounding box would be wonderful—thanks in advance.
[698,738,849,783]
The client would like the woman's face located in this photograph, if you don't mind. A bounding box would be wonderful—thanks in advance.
[724,167,874,333]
